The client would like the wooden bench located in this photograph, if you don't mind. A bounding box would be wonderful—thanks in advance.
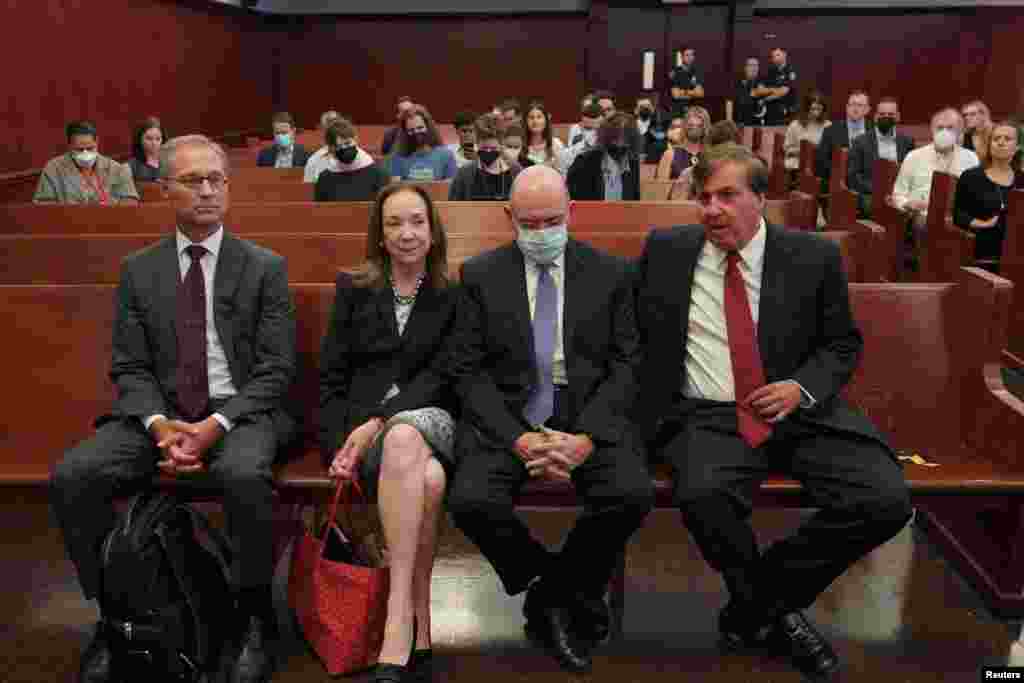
[0,231,858,286]
[918,172,979,283]
[854,158,905,282]
[1002,190,1024,365]
[3,267,1022,616]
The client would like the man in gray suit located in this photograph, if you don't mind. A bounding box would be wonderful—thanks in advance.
[51,135,297,683]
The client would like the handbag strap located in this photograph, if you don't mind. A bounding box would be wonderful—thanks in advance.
[317,478,365,561]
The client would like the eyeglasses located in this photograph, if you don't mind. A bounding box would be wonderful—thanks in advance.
[170,174,228,192]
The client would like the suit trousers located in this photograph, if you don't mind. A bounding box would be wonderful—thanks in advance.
[449,389,654,600]
[657,400,911,618]
[51,411,280,600]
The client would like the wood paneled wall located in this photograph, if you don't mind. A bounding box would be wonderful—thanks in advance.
[0,0,273,175]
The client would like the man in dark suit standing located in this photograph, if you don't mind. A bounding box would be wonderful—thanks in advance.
[634,144,911,680]
[848,97,915,218]
[256,111,311,168]
[51,135,297,683]
[448,165,653,674]
[815,90,872,184]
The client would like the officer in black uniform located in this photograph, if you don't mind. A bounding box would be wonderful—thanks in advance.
[668,46,704,118]
[761,47,797,125]
[734,57,766,127]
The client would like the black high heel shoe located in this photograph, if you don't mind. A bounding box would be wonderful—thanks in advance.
[373,616,418,683]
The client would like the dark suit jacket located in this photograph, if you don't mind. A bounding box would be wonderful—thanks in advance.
[815,120,873,181]
[634,223,890,451]
[566,148,641,201]
[107,231,297,441]
[847,129,915,196]
[451,239,640,451]
[318,273,459,459]
[256,143,311,168]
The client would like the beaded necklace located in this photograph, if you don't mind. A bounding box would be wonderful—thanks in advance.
[391,272,426,306]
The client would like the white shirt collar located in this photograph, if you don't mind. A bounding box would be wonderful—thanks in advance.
[704,217,767,270]
[176,225,224,258]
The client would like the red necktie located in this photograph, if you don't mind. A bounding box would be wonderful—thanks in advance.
[176,244,209,420]
[724,252,772,447]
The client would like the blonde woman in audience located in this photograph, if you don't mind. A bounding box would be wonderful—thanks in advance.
[34,120,139,205]
[784,92,831,185]
[320,183,459,683]
[524,101,565,168]
[656,106,710,180]
[385,105,457,182]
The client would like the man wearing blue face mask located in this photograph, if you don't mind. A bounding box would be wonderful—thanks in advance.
[447,165,653,675]
[256,111,311,168]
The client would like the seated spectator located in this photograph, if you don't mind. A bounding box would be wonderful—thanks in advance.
[953,120,1024,270]
[449,114,522,201]
[501,123,534,170]
[656,106,710,180]
[733,57,765,126]
[635,91,671,163]
[382,96,415,156]
[385,106,457,182]
[127,116,165,183]
[594,90,616,118]
[848,97,914,218]
[567,93,596,147]
[962,100,992,156]
[448,111,478,168]
[892,107,979,249]
[558,103,604,174]
[34,120,139,205]
[671,119,744,200]
[303,110,342,183]
[524,102,565,168]
[566,112,640,200]
[314,118,390,202]
[815,90,871,185]
[784,92,830,173]
[257,112,310,168]
[499,98,524,133]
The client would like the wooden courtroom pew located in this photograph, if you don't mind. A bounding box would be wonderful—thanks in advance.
[0,231,858,286]
[918,171,977,283]
[828,147,857,228]
[2,268,1022,615]
[767,132,788,199]
[855,158,905,281]
[1002,190,1024,366]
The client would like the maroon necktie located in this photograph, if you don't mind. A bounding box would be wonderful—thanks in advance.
[724,252,772,448]
[176,244,209,420]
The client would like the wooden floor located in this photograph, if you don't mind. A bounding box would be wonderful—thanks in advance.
[4,493,1022,683]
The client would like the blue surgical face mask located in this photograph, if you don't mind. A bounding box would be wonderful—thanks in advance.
[275,133,292,148]
[516,223,568,265]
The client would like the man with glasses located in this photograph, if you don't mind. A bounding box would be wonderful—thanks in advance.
[51,134,297,683]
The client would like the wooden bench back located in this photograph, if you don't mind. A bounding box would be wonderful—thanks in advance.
[767,132,788,198]
[919,172,972,282]
[798,140,820,197]
[828,147,858,228]
[1003,190,1024,364]
[869,158,905,282]
[0,268,1001,483]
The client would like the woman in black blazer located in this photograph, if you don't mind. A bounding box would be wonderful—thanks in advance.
[319,183,458,683]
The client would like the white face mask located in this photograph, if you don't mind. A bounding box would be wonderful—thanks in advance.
[933,128,957,151]
[516,223,568,265]
[73,150,98,168]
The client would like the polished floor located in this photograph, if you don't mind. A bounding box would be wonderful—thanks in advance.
[4,492,1023,682]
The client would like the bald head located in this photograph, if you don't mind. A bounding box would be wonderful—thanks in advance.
[507,165,572,233]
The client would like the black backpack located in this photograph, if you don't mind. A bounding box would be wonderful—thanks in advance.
[98,491,235,682]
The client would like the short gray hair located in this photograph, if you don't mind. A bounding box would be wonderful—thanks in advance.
[159,135,230,179]
[931,107,964,131]
[320,110,341,129]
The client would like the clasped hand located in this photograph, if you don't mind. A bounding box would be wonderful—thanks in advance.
[744,380,803,424]
[514,430,594,481]
[153,416,225,475]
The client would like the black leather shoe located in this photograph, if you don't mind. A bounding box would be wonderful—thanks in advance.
[78,622,113,683]
[229,616,277,683]
[717,602,776,653]
[523,583,592,673]
[774,611,840,680]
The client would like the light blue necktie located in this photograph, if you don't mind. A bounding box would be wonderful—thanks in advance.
[525,264,557,427]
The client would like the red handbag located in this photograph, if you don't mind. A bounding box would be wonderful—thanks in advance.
[288,480,390,675]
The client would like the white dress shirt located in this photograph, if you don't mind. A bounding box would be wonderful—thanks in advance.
[891,144,979,214]
[303,146,339,183]
[524,253,567,386]
[143,227,238,432]
[876,130,898,163]
[683,219,814,406]
[274,146,294,169]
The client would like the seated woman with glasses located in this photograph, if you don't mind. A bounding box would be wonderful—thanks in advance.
[314,118,390,202]
[319,183,459,683]
[448,114,522,201]
[385,106,457,183]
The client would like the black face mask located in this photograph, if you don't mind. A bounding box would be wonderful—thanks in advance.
[637,109,653,121]
[477,150,500,168]
[336,146,358,164]
[876,118,896,135]
[607,144,629,161]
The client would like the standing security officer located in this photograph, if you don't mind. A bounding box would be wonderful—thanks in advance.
[757,47,797,126]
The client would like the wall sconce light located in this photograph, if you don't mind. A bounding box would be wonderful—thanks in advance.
[643,51,655,90]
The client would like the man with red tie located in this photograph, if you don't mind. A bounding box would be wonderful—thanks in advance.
[634,143,911,681]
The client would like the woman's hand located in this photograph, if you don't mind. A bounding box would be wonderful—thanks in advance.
[329,418,384,479]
